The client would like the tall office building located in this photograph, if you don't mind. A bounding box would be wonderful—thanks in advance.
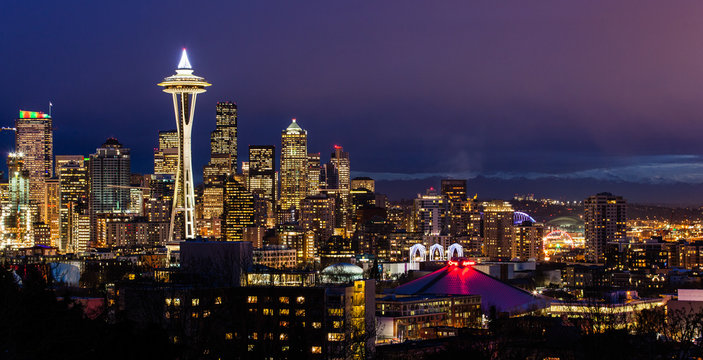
[279,119,308,214]
[158,49,211,241]
[58,158,88,253]
[15,110,53,218]
[5,153,32,246]
[89,138,131,247]
[585,193,627,263]
[248,146,276,202]
[223,176,255,241]
[154,130,178,175]
[482,200,514,259]
[204,102,238,178]
[307,153,321,196]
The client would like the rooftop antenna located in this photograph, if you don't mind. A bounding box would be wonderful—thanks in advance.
[49,101,53,117]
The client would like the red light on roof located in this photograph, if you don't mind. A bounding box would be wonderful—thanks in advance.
[334,145,342,149]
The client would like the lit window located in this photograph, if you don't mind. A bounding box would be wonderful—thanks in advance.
[333,321,343,328]
[203,310,210,318]
[192,298,199,306]
[311,346,322,354]
[280,308,290,315]
[165,298,172,306]
[297,296,305,304]
[328,332,345,341]
[280,321,289,328]
[279,296,289,304]
[248,344,254,352]
[312,322,322,329]
[225,332,233,340]
[263,308,273,316]
[296,309,306,317]
[191,312,199,318]
[248,296,258,304]
[215,297,222,305]
[280,333,288,340]
[173,298,181,307]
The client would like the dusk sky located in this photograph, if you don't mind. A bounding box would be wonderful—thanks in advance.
[4,1,703,191]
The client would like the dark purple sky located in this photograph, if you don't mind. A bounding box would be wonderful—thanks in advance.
[3,1,703,189]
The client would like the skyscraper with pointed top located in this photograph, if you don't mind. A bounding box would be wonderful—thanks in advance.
[279,119,308,217]
[158,49,211,240]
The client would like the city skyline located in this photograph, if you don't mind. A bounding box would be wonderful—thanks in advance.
[7,1,703,205]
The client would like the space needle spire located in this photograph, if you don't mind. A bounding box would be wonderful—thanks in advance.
[158,49,211,241]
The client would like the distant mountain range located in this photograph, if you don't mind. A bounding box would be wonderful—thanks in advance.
[375,175,703,206]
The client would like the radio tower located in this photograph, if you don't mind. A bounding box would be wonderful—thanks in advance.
[158,49,211,241]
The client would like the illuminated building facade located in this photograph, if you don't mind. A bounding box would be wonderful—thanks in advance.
[413,188,447,236]
[279,119,308,214]
[307,152,321,196]
[584,192,627,263]
[482,200,514,259]
[441,179,471,236]
[301,193,336,258]
[158,49,211,241]
[512,221,544,261]
[154,130,179,175]
[42,178,60,247]
[248,145,276,217]
[206,102,238,177]
[89,138,131,246]
[6,153,32,246]
[223,176,255,241]
[351,177,374,192]
[330,146,350,228]
[15,110,53,217]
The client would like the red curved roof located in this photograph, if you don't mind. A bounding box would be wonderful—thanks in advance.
[393,264,548,315]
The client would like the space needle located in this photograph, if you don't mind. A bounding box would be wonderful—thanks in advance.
[158,49,211,241]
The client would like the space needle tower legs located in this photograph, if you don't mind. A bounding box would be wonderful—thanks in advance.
[158,49,211,241]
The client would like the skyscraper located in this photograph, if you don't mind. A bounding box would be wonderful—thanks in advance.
[482,200,514,259]
[300,193,336,261]
[584,192,627,263]
[204,102,238,177]
[441,179,471,236]
[158,49,211,241]
[249,145,276,202]
[413,187,447,236]
[58,158,88,253]
[223,176,255,241]
[89,138,131,246]
[307,153,321,196]
[15,110,53,217]
[512,221,544,261]
[42,178,60,247]
[279,119,308,215]
[154,130,178,175]
[5,153,31,246]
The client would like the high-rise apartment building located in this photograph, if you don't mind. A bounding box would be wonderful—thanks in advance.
[223,176,254,241]
[89,138,131,246]
[307,153,321,196]
[482,200,514,259]
[154,130,178,175]
[15,110,53,218]
[301,193,336,258]
[585,192,627,263]
[512,221,544,261]
[58,158,88,253]
[279,119,308,214]
[413,188,447,236]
